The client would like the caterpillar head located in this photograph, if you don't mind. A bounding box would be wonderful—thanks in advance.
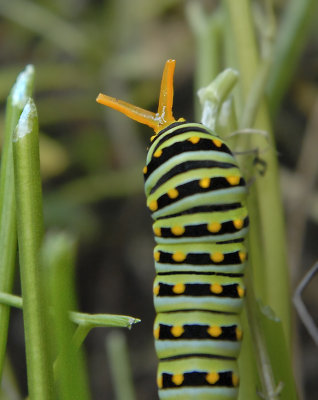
[96,59,184,134]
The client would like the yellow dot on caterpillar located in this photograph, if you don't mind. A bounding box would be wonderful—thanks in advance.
[172,283,186,294]
[239,251,247,262]
[172,251,186,262]
[233,219,244,229]
[172,374,184,386]
[232,373,239,387]
[154,149,162,158]
[210,283,223,294]
[148,200,158,211]
[226,176,240,185]
[167,188,179,199]
[237,286,245,298]
[213,138,222,147]
[199,177,211,188]
[153,326,160,339]
[207,326,222,337]
[153,226,161,236]
[206,372,219,384]
[143,165,147,174]
[207,222,221,233]
[157,374,163,389]
[154,251,160,262]
[171,325,184,337]
[153,285,160,296]
[150,135,156,142]
[236,327,243,340]
[188,136,200,144]
[171,226,185,236]
[210,252,224,263]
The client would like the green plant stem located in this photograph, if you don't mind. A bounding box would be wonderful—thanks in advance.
[71,326,92,350]
[237,309,259,400]
[239,0,275,129]
[105,331,136,400]
[240,58,272,129]
[0,65,34,381]
[0,292,23,309]
[70,312,141,329]
[13,99,53,399]
[223,0,291,348]
[267,0,318,116]
[216,98,238,139]
[245,272,279,400]
[186,3,222,120]
[197,68,239,131]
[0,292,140,329]
[41,232,90,400]
[71,313,141,348]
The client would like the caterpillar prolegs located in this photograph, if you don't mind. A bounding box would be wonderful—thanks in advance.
[97,60,248,400]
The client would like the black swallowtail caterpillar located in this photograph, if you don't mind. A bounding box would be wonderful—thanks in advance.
[97,60,248,400]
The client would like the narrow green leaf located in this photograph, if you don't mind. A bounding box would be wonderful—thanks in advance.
[13,98,53,399]
[70,312,140,329]
[0,65,34,381]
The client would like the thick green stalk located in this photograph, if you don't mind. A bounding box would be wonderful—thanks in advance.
[223,0,291,347]
[0,65,34,381]
[267,0,318,116]
[13,99,53,399]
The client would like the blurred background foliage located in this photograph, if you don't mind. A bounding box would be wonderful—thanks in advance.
[0,0,318,399]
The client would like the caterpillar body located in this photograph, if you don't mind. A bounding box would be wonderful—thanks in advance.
[97,60,248,400]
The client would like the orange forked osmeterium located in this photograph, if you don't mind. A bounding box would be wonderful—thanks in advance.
[96,59,185,134]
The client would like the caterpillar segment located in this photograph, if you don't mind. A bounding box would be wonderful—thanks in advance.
[97,59,248,399]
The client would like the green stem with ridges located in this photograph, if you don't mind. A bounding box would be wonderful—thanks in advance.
[13,99,53,399]
[0,65,34,382]
[223,0,291,348]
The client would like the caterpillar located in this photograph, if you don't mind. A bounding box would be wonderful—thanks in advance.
[97,59,248,400]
